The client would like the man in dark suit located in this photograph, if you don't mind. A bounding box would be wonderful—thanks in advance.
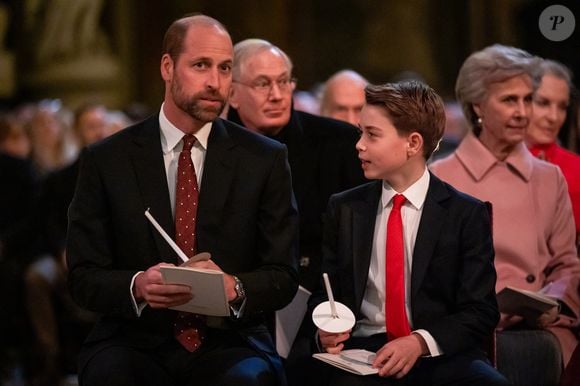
[310,81,509,385]
[66,15,298,386]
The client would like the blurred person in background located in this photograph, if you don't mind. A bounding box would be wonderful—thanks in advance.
[319,69,368,126]
[105,109,132,136]
[24,102,109,386]
[25,100,77,176]
[0,113,38,382]
[292,89,320,115]
[525,59,580,249]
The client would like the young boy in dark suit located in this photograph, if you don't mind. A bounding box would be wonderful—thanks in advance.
[310,81,510,385]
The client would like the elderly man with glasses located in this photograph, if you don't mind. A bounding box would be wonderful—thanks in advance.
[227,38,366,386]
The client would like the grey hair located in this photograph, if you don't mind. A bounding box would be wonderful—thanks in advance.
[232,39,293,81]
[455,44,541,129]
[537,59,573,88]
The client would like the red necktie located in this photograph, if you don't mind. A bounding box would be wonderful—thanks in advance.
[173,134,206,352]
[385,194,411,340]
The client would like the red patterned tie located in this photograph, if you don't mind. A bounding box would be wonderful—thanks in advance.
[173,134,206,352]
[385,194,411,340]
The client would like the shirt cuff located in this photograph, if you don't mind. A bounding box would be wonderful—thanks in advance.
[130,271,147,317]
[229,297,247,319]
[413,329,443,357]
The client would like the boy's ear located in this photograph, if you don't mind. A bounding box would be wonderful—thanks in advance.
[407,132,423,156]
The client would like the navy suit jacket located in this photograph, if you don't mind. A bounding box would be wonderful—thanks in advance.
[66,115,299,377]
[311,173,499,355]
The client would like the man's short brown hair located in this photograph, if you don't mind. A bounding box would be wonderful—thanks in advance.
[365,80,445,159]
[162,14,228,62]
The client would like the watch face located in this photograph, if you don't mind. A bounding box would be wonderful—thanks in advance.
[234,277,245,299]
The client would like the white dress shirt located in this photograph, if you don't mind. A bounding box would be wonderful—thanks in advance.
[353,167,443,356]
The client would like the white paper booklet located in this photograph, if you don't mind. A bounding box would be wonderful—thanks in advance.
[160,265,230,317]
[313,349,379,375]
[275,285,312,358]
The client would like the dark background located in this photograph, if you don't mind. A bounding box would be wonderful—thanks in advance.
[0,0,578,110]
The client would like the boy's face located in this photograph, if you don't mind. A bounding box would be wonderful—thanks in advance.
[356,104,410,180]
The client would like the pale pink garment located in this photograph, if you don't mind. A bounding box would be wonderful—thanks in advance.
[430,132,580,364]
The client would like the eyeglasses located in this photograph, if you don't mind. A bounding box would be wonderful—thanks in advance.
[234,77,297,95]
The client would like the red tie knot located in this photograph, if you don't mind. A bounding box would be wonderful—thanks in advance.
[182,134,196,152]
[392,194,406,210]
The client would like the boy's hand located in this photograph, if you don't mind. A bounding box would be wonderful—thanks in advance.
[318,328,352,354]
[373,334,426,378]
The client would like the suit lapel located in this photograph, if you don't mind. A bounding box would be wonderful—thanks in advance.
[196,119,236,245]
[352,182,381,311]
[411,173,449,298]
[129,116,176,263]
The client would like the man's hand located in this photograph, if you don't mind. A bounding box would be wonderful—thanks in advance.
[183,259,239,302]
[133,263,192,308]
[372,334,425,379]
[318,328,352,354]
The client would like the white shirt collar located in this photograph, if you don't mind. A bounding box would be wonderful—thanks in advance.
[159,103,211,154]
[381,167,430,210]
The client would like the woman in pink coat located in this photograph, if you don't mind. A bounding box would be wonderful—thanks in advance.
[430,45,580,366]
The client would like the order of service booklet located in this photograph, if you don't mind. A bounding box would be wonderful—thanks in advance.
[160,265,230,317]
[496,286,559,315]
[313,349,379,376]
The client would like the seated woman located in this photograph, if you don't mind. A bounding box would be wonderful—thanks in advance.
[430,45,580,367]
[525,59,580,249]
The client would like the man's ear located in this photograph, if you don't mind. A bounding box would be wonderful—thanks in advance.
[160,54,174,82]
[229,85,240,109]
[407,132,423,156]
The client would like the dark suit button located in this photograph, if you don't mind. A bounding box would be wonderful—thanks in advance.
[526,274,535,283]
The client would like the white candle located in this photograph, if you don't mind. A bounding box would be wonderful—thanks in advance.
[323,273,338,318]
[144,208,189,264]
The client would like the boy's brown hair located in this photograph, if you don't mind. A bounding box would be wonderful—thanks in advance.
[365,80,445,159]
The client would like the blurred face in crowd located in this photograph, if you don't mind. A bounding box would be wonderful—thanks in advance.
[161,23,233,130]
[76,106,108,147]
[473,74,533,158]
[229,48,295,136]
[321,77,366,126]
[29,109,62,149]
[527,74,569,146]
[0,121,30,158]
